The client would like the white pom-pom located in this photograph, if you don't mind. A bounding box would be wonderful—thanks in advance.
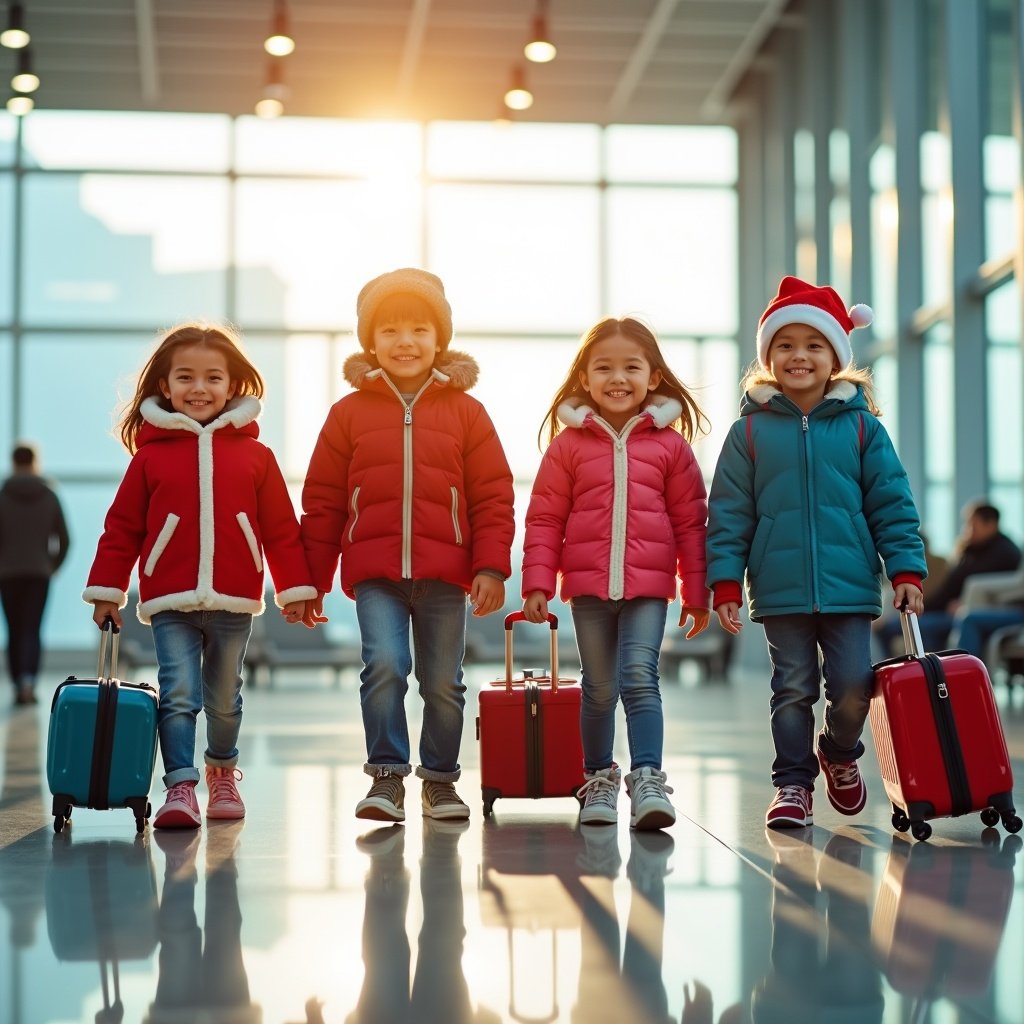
[849,303,873,329]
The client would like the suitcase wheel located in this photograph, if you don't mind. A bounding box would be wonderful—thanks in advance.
[981,807,1000,828]
[911,821,932,842]
[53,804,72,834]
[135,815,146,834]
[483,797,495,817]
[891,809,910,833]
[1003,813,1023,834]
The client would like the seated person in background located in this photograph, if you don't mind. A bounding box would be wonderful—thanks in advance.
[950,561,1024,662]
[909,501,1020,652]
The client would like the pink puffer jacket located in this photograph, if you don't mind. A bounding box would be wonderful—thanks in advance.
[522,396,709,607]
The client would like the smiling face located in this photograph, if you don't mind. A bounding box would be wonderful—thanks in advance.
[767,323,838,412]
[159,344,237,423]
[579,332,662,431]
[372,317,439,392]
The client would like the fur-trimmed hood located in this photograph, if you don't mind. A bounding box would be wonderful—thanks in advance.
[139,395,261,437]
[342,349,479,392]
[555,393,684,431]
[742,379,858,413]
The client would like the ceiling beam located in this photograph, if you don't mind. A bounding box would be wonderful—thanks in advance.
[605,0,681,123]
[135,0,159,103]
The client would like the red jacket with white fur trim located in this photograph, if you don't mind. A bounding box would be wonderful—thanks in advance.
[522,396,709,607]
[84,396,316,624]
[300,350,514,599]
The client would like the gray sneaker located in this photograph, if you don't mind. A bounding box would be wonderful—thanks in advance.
[578,765,621,826]
[625,767,676,831]
[421,780,470,820]
[356,768,406,821]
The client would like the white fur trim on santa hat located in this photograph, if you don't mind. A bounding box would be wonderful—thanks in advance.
[757,303,865,370]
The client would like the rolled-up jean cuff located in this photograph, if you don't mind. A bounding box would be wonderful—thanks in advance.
[415,764,462,783]
[204,753,239,769]
[363,762,413,778]
[163,766,201,788]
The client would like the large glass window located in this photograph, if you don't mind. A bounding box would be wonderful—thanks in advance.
[986,280,1023,541]
[0,172,12,325]
[922,322,956,553]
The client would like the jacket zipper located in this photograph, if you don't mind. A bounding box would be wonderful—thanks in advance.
[594,415,640,600]
[801,413,821,611]
[450,487,462,545]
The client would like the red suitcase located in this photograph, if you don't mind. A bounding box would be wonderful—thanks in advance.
[476,612,585,816]
[869,609,1021,841]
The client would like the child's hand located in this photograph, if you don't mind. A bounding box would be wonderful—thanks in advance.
[679,606,711,638]
[715,602,743,634]
[299,594,330,629]
[470,574,504,617]
[282,600,306,625]
[92,600,122,630]
[523,591,549,623]
[894,583,924,616]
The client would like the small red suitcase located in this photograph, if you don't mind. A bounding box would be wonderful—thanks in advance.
[476,612,585,816]
[869,609,1021,841]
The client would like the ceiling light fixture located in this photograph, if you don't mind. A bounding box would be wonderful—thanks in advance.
[6,90,33,115]
[255,59,288,118]
[1,2,30,49]
[524,0,556,63]
[264,0,295,57]
[503,66,533,111]
[11,46,38,92]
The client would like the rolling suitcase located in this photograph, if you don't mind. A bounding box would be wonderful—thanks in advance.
[869,608,1021,841]
[476,612,585,816]
[47,619,159,834]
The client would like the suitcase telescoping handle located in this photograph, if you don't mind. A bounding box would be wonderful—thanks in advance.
[97,616,121,681]
[504,611,559,694]
[898,602,926,659]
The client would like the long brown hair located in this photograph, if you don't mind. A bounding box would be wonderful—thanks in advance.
[739,359,882,416]
[119,322,265,453]
[538,317,709,447]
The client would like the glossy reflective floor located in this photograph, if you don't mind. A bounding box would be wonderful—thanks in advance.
[3,657,1024,1024]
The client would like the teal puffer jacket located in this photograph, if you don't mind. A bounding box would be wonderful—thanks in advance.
[706,382,926,620]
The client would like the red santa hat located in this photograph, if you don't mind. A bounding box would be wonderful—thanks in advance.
[756,276,873,370]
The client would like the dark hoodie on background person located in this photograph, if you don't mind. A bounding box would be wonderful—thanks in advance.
[927,530,1022,611]
[0,472,69,580]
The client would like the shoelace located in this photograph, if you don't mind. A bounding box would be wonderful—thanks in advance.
[825,761,860,787]
[166,780,197,806]
[578,774,619,809]
[632,771,673,803]
[369,771,404,806]
[208,768,243,803]
[775,784,810,809]
[425,781,465,807]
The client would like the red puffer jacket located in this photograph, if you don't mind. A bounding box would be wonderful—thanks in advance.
[84,397,316,623]
[522,396,709,607]
[300,350,515,598]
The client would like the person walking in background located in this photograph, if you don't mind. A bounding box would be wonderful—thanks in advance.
[706,277,927,830]
[299,269,514,824]
[0,442,70,705]
[521,316,710,831]
[83,323,316,829]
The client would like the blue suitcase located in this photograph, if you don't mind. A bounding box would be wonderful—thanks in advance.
[47,620,159,834]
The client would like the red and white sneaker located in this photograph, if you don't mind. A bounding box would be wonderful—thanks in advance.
[206,766,246,820]
[153,780,202,830]
[817,747,867,815]
[765,785,813,829]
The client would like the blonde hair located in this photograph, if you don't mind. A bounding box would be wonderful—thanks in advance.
[119,322,264,453]
[739,359,882,416]
[538,317,709,447]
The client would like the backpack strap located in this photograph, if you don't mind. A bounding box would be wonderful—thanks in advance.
[745,416,755,462]
[858,411,865,452]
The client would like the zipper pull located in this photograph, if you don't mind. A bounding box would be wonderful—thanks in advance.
[802,415,808,431]
[937,681,949,699]
[404,407,412,425]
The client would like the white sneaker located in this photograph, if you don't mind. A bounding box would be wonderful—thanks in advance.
[578,765,621,826]
[625,767,676,831]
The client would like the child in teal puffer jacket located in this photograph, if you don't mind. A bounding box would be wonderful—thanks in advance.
[706,276,927,831]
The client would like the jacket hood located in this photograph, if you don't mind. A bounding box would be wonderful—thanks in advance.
[137,395,262,445]
[556,393,684,431]
[343,348,479,392]
[740,379,861,416]
[0,473,54,503]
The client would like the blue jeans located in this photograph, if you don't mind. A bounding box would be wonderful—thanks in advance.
[570,596,668,773]
[150,610,252,787]
[952,607,1024,660]
[762,614,874,789]
[354,578,468,781]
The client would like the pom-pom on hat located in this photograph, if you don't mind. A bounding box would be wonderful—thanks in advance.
[356,268,453,352]
[756,275,873,370]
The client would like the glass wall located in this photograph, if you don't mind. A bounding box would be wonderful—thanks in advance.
[0,114,739,649]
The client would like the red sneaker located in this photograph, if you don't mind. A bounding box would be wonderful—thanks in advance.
[206,766,246,820]
[817,747,867,815]
[765,785,813,829]
[153,780,202,829]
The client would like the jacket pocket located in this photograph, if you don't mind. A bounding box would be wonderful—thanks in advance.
[347,486,361,543]
[450,487,463,546]
[748,515,775,576]
[851,511,882,573]
[236,513,263,572]
[143,513,180,576]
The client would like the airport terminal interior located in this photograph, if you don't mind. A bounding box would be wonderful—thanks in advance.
[3,1,1024,1022]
